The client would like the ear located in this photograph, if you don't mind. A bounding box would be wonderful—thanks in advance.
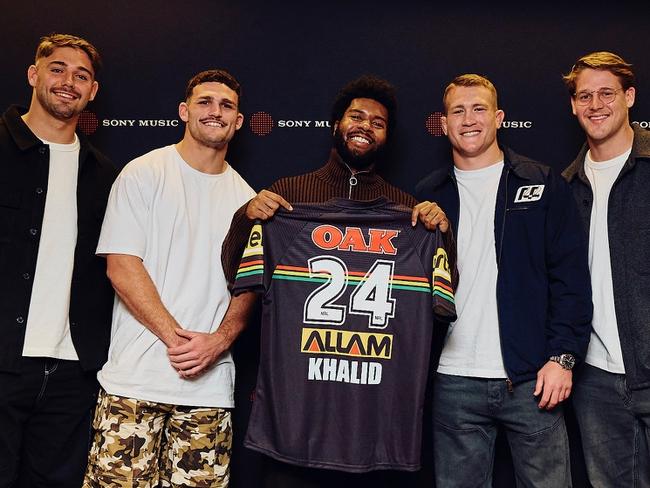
[440,115,448,136]
[235,112,244,130]
[88,80,99,102]
[178,102,189,122]
[570,97,578,116]
[495,109,505,129]
[625,87,636,109]
[333,121,339,135]
[27,65,38,88]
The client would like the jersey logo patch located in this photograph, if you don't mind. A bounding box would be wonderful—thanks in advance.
[311,225,399,255]
[243,224,263,257]
[514,185,544,203]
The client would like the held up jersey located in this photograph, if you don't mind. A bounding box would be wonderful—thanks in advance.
[232,198,456,472]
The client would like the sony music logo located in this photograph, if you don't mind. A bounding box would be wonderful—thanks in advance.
[101,119,180,127]
[501,121,533,129]
[277,120,331,128]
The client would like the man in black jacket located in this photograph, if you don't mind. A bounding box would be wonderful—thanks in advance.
[416,74,591,487]
[562,51,650,487]
[0,34,116,487]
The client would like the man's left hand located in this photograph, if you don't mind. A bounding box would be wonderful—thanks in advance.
[534,361,573,410]
[167,328,229,379]
[412,201,449,232]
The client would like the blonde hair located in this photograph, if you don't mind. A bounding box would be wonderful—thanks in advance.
[442,74,498,113]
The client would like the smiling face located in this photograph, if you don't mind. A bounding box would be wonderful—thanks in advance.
[27,46,98,121]
[571,68,635,151]
[179,81,243,149]
[441,84,504,169]
[333,98,388,169]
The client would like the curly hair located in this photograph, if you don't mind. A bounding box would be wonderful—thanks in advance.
[330,75,397,135]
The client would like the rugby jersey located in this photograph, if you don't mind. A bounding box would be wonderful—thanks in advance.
[232,197,456,472]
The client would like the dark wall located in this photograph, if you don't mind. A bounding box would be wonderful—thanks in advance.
[3,2,648,189]
[3,2,647,487]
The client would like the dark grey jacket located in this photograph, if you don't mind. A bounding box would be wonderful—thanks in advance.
[563,125,650,391]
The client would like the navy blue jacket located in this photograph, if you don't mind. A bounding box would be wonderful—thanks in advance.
[416,147,592,384]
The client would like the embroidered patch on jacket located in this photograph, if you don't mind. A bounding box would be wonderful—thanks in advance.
[513,185,545,203]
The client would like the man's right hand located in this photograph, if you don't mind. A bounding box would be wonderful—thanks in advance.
[245,190,292,220]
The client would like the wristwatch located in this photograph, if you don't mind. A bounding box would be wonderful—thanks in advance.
[549,354,576,370]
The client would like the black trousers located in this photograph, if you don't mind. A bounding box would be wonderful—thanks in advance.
[0,357,99,488]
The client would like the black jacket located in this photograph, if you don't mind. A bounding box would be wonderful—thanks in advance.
[563,125,650,391]
[417,146,592,385]
[0,105,117,373]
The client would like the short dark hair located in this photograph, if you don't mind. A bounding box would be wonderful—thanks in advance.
[184,69,242,103]
[35,33,102,74]
[331,75,397,135]
[563,51,635,95]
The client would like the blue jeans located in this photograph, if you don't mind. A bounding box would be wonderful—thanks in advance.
[572,363,650,488]
[433,373,571,488]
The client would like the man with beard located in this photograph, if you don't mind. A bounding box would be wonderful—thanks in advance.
[221,75,448,488]
[83,70,256,488]
[222,75,447,283]
[0,34,117,487]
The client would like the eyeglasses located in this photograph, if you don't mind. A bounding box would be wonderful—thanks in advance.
[573,88,623,106]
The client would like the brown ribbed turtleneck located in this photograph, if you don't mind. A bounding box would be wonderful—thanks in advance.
[221,149,417,284]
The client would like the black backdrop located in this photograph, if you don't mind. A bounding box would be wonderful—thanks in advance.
[3,2,648,487]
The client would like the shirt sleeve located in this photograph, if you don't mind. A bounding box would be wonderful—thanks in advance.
[96,167,149,258]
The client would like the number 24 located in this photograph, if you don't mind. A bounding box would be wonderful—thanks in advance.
[303,256,396,329]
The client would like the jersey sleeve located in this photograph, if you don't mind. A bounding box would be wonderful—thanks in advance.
[432,239,456,322]
[231,223,267,296]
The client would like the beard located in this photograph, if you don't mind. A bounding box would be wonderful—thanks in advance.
[36,86,84,121]
[333,128,386,170]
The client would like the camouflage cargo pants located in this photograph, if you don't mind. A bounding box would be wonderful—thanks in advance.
[83,389,232,487]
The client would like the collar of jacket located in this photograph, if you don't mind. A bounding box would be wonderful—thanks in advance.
[3,105,42,151]
[423,145,536,189]
[3,104,93,167]
[315,148,385,190]
[563,124,650,184]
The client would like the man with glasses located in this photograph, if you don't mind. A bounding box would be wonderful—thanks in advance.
[562,51,650,487]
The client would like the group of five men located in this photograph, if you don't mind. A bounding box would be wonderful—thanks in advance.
[0,33,648,488]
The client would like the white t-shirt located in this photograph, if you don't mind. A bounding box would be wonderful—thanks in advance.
[96,145,255,407]
[583,148,630,373]
[438,161,507,378]
[23,136,80,361]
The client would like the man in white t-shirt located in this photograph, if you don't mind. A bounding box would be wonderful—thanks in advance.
[562,51,650,487]
[416,74,592,487]
[83,70,256,488]
[0,34,117,488]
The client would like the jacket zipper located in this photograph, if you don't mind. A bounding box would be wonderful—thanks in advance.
[343,162,369,199]
[348,175,357,199]
[497,168,513,391]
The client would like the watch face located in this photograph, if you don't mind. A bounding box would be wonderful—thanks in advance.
[560,354,576,369]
